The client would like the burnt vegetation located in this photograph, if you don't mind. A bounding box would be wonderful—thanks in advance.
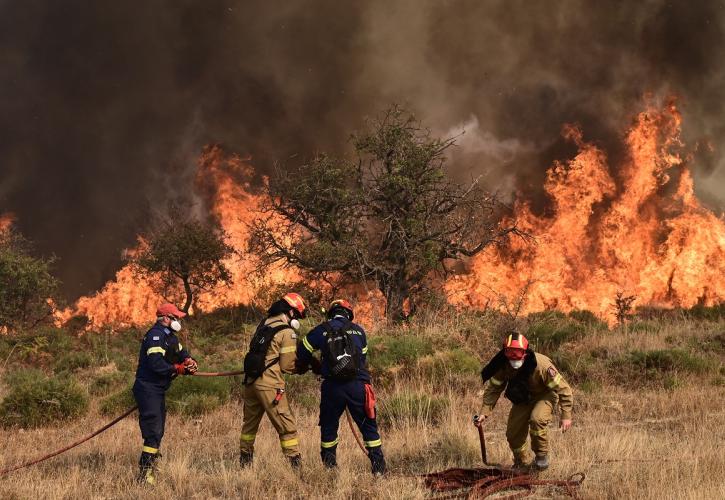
[250,107,523,320]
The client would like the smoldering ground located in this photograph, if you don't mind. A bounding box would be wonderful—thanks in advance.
[1,0,724,300]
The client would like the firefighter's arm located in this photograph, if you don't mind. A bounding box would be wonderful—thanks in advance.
[545,366,573,427]
[145,338,177,377]
[278,328,298,374]
[480,373,506,417]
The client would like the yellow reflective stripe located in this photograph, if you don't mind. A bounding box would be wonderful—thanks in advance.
[280,438,299,449]
[364,439,382,448]
[142,446,158,454]
[506,334,513,347]
[146,347,166,356]
[302,336,314,353]
[530,428,547,436]
[547,373,562,388]
[362,346,368,354]
[490,377,504,386]
[512,442,528,453]
[178,343,183,351]
[280,345,296,354]
[321,438,339,448]
[240,433,256,442]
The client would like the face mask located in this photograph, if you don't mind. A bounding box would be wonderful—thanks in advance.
[289,318,301,330]
[509,359,524,369]
[170,320,182,332]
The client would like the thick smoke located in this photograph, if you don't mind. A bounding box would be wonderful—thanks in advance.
[1,0,724,300]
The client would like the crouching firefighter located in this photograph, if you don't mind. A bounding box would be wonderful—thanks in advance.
[296,299,386,475]
[476,332,573,470]
[239,293,306,469]
[133,303,198,485]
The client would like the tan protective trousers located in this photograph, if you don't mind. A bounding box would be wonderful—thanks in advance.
[506,392,557,459]
[240,384,300,457]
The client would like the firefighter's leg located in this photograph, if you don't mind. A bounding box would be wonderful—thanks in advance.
[133,383,164,484]
[346,381,385,475]
[506,403,533,465]
[529,393,556,464]
[255,386,301,460]
[319,380,346,468]
[240,384,264,465]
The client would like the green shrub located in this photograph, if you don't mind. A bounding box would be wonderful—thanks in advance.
[368,335,434,372]
[378,393,448,428]
[53,351,94,373]
[683,303,725,321]
[177,393,222,417]
[99,385,135,416]
[0,375,88,428]
[525,312,586,352]
[623,349,709,373]
[418,348,480,378]
[568,309,607,328]
[166,376,230,416]
[89,371,130,396]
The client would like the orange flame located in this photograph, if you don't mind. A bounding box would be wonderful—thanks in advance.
[446,102,725,322]
[0,212,15,234]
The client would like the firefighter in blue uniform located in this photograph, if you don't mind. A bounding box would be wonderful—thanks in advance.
[133,303,198,484]
[296,299,386,475]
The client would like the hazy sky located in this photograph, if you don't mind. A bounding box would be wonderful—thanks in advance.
[1,0,724,300]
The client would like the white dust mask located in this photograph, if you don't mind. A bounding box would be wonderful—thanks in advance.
[289,318,300,330]
[170,320,182,332]
[509,359,524,369]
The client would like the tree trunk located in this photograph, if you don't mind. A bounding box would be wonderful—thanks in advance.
[381,273,409,322]
[181,276,193,314]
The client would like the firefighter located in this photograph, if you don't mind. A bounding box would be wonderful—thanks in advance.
[133,303,198,485]
[296,299,386,476]
[239,293,305,469]
[475,332,573,470]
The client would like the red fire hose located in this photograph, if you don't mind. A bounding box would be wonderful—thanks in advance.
[0,369,369,476]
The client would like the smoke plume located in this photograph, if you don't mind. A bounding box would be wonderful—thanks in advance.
[1,0,724,300]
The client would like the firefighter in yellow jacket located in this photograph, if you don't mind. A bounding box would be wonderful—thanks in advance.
[476,332,573,470]
[239,293,306,468]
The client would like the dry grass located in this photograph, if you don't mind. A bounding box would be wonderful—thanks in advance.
[1,316,723,499]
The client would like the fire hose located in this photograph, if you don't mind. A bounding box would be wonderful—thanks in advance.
[0,369,368,476]
[417,418,585,499]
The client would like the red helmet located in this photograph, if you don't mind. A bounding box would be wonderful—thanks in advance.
[283,293,307,318]
[156,303,186,318]
[328,299,354,321]
[503,331,528,360]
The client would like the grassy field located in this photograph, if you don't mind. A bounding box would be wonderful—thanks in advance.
[0,308,723,499]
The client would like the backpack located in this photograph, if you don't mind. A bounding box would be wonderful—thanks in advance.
[243,321,288,384]
[321,320,361,380]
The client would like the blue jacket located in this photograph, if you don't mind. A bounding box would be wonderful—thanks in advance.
[297,316,371,383]
[135,322,191,390]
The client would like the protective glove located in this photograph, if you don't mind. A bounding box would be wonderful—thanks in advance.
[174,363,187,375]
[184,357,198,374]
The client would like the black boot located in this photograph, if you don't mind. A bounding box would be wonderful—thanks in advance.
[368,447,386,476]
[239,451,253,468]
[136,451,158,485]
[287,454,302,469]
[321,446,337,469]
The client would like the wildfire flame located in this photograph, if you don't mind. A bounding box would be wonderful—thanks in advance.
[59,103,724,329]
[446,102,725,322]
[0,212,15,234]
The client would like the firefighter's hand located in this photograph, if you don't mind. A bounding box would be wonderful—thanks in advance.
[174,363,187,375]
[560,419,572,432]
[473,414,487,427]
[310,357,322,375]
[184,357,198,374]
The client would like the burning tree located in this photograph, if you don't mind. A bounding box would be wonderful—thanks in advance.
[132,219,234,314]
[0,229,59,330]
[250,106,520,320]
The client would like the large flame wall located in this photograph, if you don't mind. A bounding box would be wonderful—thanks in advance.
[446,104,725,321]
